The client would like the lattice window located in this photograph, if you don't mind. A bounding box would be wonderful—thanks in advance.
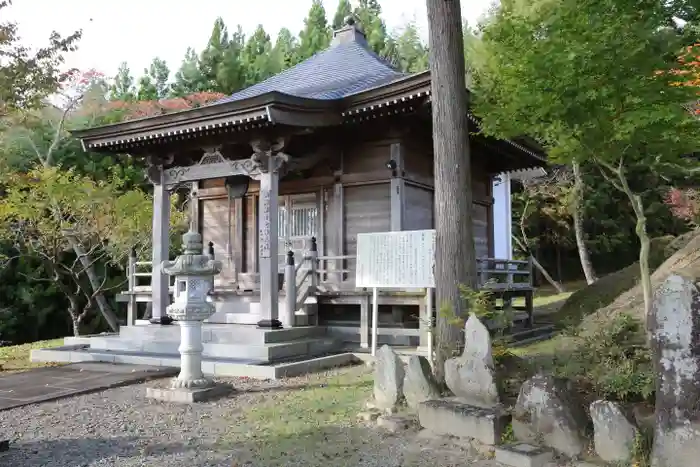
[278,196,318,239]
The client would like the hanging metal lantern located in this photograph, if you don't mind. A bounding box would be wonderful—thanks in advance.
[224,175,250,269]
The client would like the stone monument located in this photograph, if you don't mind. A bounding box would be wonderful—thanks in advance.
[444,313,502,408]
[650,272,700,467]
[146,229,231,403]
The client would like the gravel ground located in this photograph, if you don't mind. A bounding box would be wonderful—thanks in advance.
[0,365,570,467]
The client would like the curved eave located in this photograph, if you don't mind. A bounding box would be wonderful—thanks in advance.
[72,92,342,152]
[465,113,546,165]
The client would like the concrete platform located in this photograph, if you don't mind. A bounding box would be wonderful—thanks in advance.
[30,345,360,380]
[0,363,176,411]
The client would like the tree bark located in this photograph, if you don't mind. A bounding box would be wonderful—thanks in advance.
[426,0,477,384]
[65,234,119,332]
[596,159,652,338]
[571,161,597,285]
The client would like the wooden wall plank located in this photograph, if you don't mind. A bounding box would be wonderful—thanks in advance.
[344,183,391,257]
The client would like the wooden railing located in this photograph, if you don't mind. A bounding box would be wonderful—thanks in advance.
[122,241,533,324]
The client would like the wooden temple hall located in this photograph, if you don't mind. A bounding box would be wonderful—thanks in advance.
[49,18,546,372]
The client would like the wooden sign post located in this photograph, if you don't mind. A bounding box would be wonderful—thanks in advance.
[355,229,436,356]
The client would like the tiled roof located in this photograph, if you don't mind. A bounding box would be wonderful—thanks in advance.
[218,34,407,103]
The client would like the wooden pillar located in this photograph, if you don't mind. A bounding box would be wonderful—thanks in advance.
[333,182,345,281]
[190,182,200,233]
[233,197,244,278]
[360,293,370,349]
[257,164,282,329]
[150,176,171,323]
[390,142,405,231]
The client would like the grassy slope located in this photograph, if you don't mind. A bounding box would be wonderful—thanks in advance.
[0,338,64,374]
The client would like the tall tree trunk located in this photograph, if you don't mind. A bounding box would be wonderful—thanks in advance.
[596,159,652,338]
[571,161,597,285]
[426,0,477,384]
[65,234,119,332]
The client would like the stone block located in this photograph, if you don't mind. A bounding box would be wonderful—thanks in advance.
[494,443,554,467]
[444,313,502,408]
[651,272,700,467]
[376,414,417,432]
[513,374,588,457]
[357,410,381,422]
[146,383,232,403]
[417,399,510,445]
[373,345,405,411]
[403,355,440,409]
[590,400,638,463]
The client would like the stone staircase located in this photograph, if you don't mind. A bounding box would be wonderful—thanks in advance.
[30,324,353,380]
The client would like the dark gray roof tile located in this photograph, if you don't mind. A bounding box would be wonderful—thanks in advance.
[218,40,407,103]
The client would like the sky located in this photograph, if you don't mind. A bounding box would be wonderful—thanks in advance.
[5,0,495,81]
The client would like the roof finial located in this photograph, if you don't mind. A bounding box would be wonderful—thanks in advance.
[332,14,367,47]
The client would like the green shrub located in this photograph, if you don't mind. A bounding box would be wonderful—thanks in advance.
[553,314,654,403]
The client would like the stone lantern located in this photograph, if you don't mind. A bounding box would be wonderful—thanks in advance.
[147,229,228,402]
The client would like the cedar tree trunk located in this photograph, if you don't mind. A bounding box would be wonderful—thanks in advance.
[426,0,478,384]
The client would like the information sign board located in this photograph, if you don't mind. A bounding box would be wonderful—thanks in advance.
[355,229,436,288]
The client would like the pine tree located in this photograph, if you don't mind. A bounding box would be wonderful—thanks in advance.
[136,57,170,100]
[199,17,230,91]
[109,62,135,101]
[271,28,299,73]
[242,25,275,86]
[216,25,247,94]
[171,48,204,96]
[332,0,353,30]
[394,23,429,72]
[298,0,331,61]
[354,0,390,56]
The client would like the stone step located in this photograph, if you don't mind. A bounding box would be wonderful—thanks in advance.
[88,335,340,362]
[494,443,554,467]
[118,323,324,345]
[418,399,511,446]
[30,345,359,380]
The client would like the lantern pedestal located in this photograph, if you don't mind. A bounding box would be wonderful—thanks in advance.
[146,380,232,404]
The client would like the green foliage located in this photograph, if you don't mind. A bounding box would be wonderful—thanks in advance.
[271,28,300,73]
[243,25,276,86]
[136,57,170,100]
[630,425,654,467]
[500,422,516,444]
[109,62,136,101]
[393,23,429,73]
[475,0,700,287]
[332,0,353,30]
[554,314,654,403]
[171,48,205,97]
[0,0,81,115]
[298,0,331,62]
[0,166,157,263]
[472,0,700,166]
[437,284,515,362]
